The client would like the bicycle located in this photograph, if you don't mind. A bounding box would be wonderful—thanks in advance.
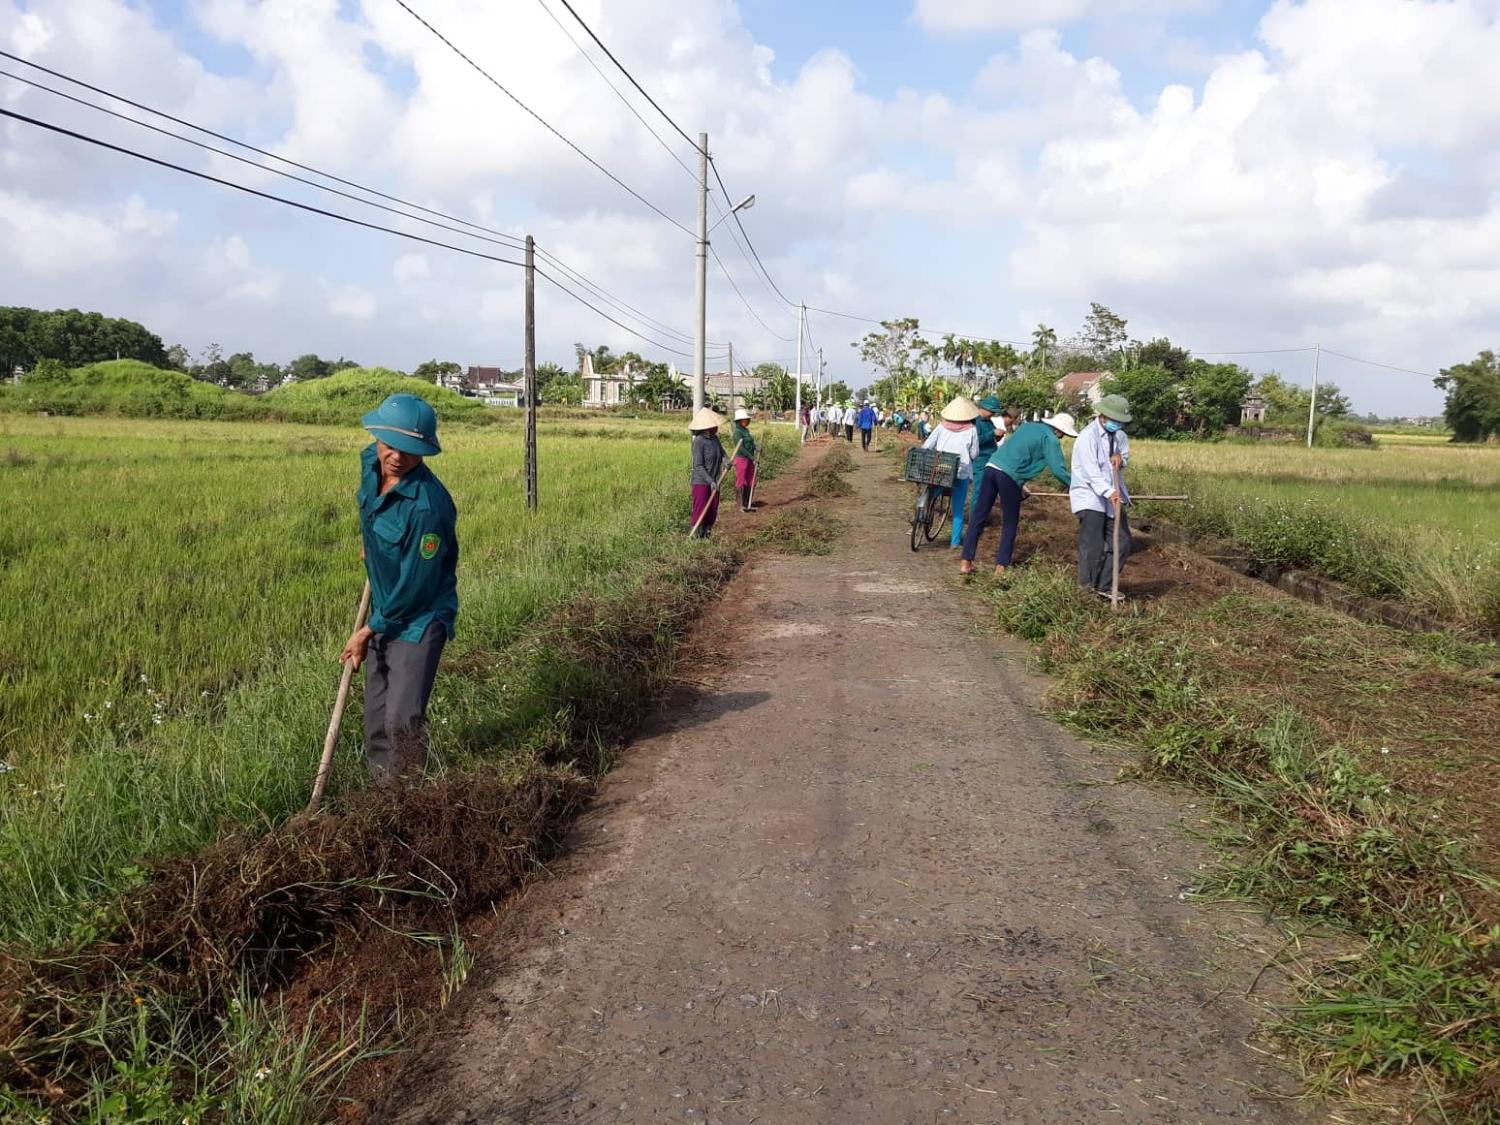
[901,447,959,552]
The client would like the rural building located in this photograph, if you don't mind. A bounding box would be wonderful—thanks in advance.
[703,368,767,415]
[435,365,525,406]
[1053,371,1107,406]
[580,353,641,407]
[1240,395,1268,423]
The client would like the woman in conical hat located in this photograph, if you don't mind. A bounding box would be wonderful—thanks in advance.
[688,406,727,538]
[921,396,982,550]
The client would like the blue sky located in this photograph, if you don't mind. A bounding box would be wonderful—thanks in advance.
[5,0,1499,414]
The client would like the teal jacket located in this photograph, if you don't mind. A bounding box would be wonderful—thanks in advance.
[987,421,1071,488]
[358,444,459,642]
[730,422,757,460]
[972,415,998,474]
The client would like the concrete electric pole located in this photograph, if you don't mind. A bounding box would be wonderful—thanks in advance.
[693,131,709,412]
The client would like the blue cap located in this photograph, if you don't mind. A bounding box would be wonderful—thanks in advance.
[362,393,441,456]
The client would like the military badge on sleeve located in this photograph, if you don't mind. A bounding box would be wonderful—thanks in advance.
[420,532,441,559]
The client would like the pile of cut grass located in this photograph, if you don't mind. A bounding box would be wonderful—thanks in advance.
[805,443,855,498]
[744,506,845,555]
[982,564,1500,1120]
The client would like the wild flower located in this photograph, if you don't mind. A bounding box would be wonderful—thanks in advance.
[254,1065,271,1082]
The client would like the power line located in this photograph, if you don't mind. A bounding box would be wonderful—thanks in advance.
[536,266,727,361]
[1,60,710,351]
[531,0,698,183]
[1194,347,1317,356]
[393,0,693,237]
[0,67,528,255]
[709,246,794,342]
[0,107,527,269]
[708,155,797,308]
[535,243,724,347]
[550,0,700,153]
[1322,349,1436,379]
[0,48,522,248]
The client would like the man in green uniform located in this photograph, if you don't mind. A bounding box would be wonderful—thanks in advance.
[966,394,1002,524]
[339,393,459,785]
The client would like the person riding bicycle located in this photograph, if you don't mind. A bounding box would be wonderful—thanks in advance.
[920,396,981,549]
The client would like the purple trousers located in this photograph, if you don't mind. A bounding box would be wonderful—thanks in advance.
[690,483,720,537]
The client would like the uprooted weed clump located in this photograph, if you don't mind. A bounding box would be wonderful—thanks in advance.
[744,506,845,555]
[804,444,855,498]
[982,564,1500,1120]
[1,768,588,1112]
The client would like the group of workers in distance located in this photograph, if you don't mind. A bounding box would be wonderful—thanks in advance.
[921,392,1134,595]
[807,400,881,448]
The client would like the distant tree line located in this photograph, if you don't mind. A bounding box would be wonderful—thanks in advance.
[1,307,168,375]
[851,304,1366,439]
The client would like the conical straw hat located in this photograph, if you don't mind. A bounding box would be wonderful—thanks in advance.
[940,396,980,422]
[688,407,725,432]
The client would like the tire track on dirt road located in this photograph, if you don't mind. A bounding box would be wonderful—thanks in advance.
[378,445,1320,1125]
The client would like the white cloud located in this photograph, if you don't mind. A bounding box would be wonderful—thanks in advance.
[327,285,378,321]
[914,0,1211,34]
[393,253,430,282]
[1004,0,1500,382]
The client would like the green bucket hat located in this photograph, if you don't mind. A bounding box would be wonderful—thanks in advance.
[362,393,441,456]
[976,394,1002,412]
[1095,394,1132,423]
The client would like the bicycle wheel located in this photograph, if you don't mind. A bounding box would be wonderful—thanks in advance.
[923,486,951,542]
[910,487,927,552]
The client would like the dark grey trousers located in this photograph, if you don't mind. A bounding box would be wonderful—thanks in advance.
[363,621,446,785]
[1077,508,1131,593]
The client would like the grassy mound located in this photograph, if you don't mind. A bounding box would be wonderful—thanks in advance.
[0,360,258,420]
[260,368,494,426]
[0,362,499,428]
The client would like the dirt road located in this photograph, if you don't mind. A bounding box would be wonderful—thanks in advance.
[380,444,1311,1125]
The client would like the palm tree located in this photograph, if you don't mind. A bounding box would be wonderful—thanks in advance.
[1030,324,1057,370]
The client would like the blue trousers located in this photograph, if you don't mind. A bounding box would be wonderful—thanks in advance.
[948,477,969,547]
[960,467,1025,566]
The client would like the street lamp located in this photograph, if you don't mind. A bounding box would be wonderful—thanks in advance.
[709,195,755,233]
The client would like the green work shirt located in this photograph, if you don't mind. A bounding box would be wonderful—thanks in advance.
[972,415,998,474]
[357,444,459,642]
[987,421,1072,489]
[730,422,756,460]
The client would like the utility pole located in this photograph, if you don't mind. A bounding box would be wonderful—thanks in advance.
[728,341,734,415]
[524,234,538,510]
[693,132,709,412]
[1306,342,1321,449]
[817,346,824,410]
[795,303,806,440]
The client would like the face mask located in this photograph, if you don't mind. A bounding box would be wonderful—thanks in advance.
[1103,420,1122,433]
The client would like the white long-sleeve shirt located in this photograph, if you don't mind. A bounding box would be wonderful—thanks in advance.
[1069,419,1130,514]
[922,422,982,481]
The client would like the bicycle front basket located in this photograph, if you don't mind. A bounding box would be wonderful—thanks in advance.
[902,446,959,488]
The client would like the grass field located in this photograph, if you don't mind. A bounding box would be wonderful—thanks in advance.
[1130,438,1500,626]
[0,413,779,952]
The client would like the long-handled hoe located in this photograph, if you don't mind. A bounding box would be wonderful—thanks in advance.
[306,580,371,815]
[687,439,743,538]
